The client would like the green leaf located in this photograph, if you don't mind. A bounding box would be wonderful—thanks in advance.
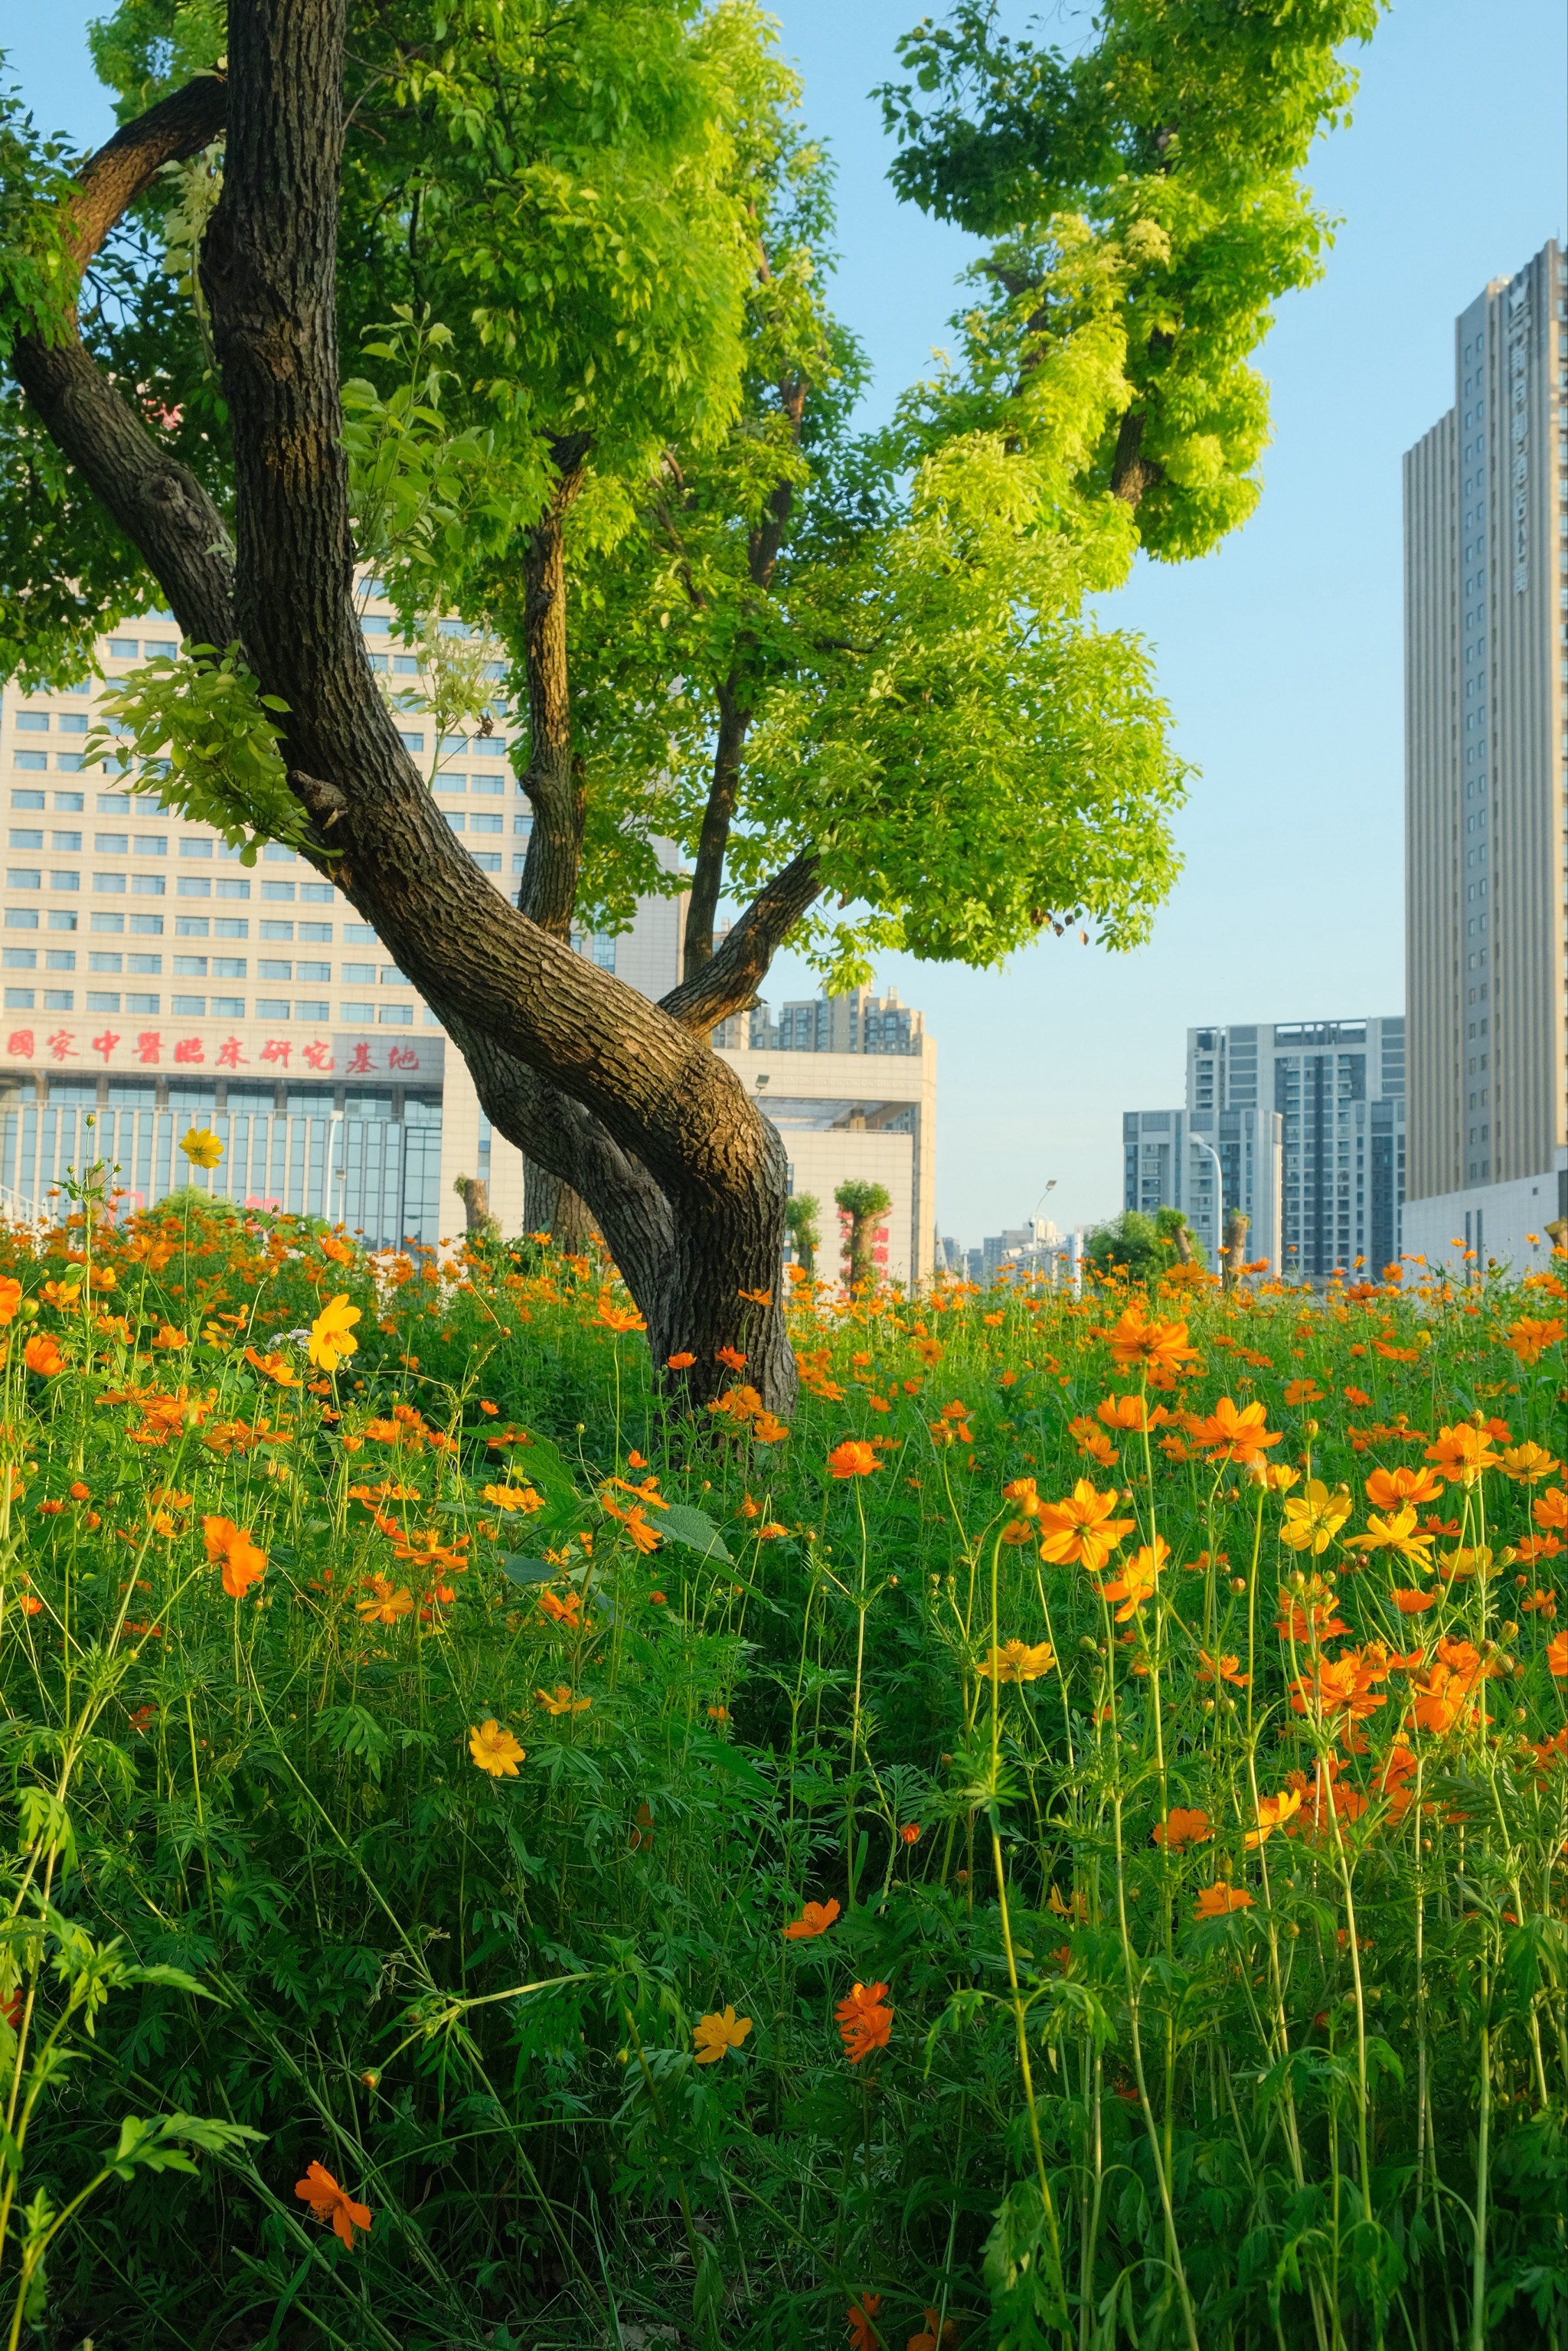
[656,1504,731,1562]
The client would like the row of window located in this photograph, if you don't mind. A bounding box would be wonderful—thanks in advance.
[0,987,430,1026]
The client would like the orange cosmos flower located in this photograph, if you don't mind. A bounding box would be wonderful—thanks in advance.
[1289,1647,1388,1723]
[1188,1396,1282,1462]
[907,2310,959,2351]
[537,1589,583,1628]
[1534,1487,1568,1533]
[22,1335,64,1377]
[1501,1442,1560,1483]
[715,1344,747,1372]
[1194,1884,1254,1920]
[1067,1415,1118,1467]
[836,1981,893,2064]
[294,2161,372,2248]
[1366,1464,1446,1509]
[1344,1504,1435,1569]
[1547,1631,1568,1677]
[1152,1807,1212,1851]
[848,2297,883,2351]
[900,1823,923,1844]
[201,1516,266,1599]
[1094,1537,1168,1621]
[782,1898,841,1941]
[596,1297,646,1334]
[666,1351,697,1370]
[1096,1393,1166,1432]
[1104,1306,1197,1376]
[1390,1588,1438,1614]
[1197,1651,1250,1687]
[827,1440,880,1480]
[1283,1377,1325,1406]
[1376,1742,1419,1820]
[1504,1316,1564,1366]
[692,2005,753,2064]
[0,1278,21,1326]
[978,1639,1056,1683]
[1036,1480,1135,1572]
[1424,1423,1500,1484]
[1244,1787,1304,1847]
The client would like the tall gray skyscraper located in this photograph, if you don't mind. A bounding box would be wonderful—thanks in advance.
[1403,240,1568,1267]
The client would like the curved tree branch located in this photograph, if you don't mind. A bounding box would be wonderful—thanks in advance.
[662,849,822,1035]
[10,73,237,649]
[64,73,229,270]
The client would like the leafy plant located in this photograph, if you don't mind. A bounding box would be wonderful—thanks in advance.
[81,639,320,863]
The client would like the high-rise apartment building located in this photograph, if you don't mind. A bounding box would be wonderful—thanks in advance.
[1403,240,1568,1269]
[1124,1016,1406,1278]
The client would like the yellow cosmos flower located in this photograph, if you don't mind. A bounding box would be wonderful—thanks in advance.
[978,1639,1057,1683]
[1279,1481,1352,1555]
[469,1719,525,1777]
[178,1126,224,1169]
[535,1685,590,1716]
[482,1484,544,1513]
[692,2005,753,2064]
[308,1293,361,1373]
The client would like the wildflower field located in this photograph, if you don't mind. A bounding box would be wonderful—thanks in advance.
[1,1158,1566,2351]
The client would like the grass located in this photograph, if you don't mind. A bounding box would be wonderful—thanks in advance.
[0,1161,1564,2350]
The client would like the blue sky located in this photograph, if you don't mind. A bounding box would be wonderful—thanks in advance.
[10,3,1567,1249]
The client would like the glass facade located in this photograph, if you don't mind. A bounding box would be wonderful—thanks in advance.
[0,1074,443,1247]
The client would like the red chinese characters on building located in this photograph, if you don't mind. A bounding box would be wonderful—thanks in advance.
[345,1042,375,1075]
[136,1031,162,1065]
[91,1030,121,1063]
[302,1042,334,1072]
[260,1039,292,1067]
[387,1046,419,1072]
[172,1038,204,1065]
[216,1037,246,1069]
[47,1031,77,1062]
[6,1031,34,1060]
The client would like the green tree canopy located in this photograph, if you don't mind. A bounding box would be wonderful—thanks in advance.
[0,0,1383,1402]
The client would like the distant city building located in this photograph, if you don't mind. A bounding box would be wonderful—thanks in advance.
[1124,1016,1406,1278]
[713,984,925,1057]
[1403,239,1568,1272]
[707,986,936,1285]
[964,1218,1083,1288]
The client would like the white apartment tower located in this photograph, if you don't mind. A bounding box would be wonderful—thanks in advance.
[1124,1017,1406,1279]
[1403,240,1568,1269]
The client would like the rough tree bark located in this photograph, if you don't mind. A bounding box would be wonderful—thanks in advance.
[11,1,816,1411]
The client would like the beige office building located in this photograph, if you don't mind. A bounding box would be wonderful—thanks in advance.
[1403,239,1568,1270]
[0,599,935,1276]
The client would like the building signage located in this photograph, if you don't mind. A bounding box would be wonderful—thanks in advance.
[0,1026,445,1082]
